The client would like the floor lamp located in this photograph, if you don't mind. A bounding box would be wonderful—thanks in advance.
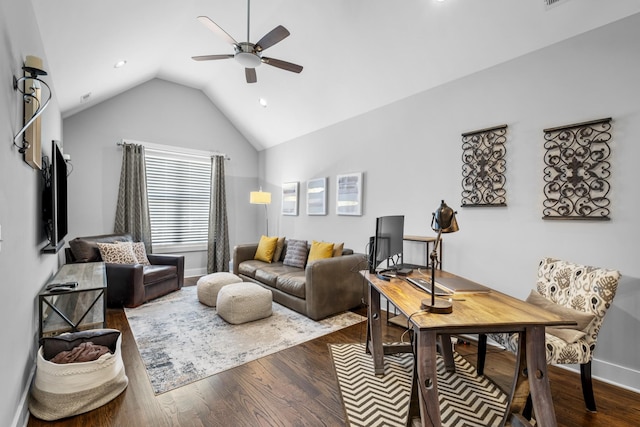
[250,188,271,236]
[421,200,459,314]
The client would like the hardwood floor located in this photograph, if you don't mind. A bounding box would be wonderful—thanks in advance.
[28,293,639,427]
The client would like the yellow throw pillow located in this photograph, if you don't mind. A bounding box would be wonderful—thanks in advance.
[332,242,344,257]
[308,240,335,263]
[254,235,279,263]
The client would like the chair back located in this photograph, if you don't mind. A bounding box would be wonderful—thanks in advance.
[536,257,620,349]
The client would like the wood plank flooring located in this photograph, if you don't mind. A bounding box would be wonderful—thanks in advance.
[28,287,639,427]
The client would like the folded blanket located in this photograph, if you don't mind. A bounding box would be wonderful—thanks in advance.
[50,341,111,364]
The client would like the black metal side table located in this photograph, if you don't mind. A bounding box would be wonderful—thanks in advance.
[38,262,107,340]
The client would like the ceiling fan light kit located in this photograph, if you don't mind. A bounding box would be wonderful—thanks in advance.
[192,0,303,84]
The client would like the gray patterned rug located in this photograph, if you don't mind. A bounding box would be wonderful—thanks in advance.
[330,343,508,427]
[125,286,364,394]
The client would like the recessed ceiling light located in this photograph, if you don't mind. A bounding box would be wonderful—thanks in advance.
[259,98,268,108]
[114,60,127,68]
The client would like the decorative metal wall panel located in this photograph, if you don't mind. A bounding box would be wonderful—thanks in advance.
[542,118,612,220]
[461,125,508,207]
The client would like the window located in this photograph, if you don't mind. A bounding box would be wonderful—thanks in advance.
[145,148,211,252]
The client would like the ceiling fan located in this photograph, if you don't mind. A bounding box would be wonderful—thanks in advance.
[192,0,303,84]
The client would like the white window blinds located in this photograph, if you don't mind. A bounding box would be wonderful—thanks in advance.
[145,148,211,251]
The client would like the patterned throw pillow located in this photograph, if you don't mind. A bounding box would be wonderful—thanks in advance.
[282,239,308,269]
[97,242,139,264]
[127,241,151,265]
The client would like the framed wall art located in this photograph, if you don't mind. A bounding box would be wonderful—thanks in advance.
[336,172,362,216]
[281,181,299,216]
[307,177,327,215]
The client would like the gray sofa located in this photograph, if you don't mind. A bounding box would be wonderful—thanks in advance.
[233,242,367,320]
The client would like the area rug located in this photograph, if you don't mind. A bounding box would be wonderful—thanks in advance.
[125,286,364,394]
[329,343,508,427]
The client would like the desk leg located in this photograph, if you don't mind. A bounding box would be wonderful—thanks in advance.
[415,329,441,427]
[526,326,557,427]
[367,285,385,375]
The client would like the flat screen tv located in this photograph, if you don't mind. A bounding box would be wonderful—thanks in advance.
[369,215,404,273]
[42,140,68,252]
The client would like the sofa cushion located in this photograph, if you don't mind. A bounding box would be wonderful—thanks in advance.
[254,235,279,263]
[97,242,139,264]
[283,239,308,268]
[254,263,301,287]
[276,272,306,299]
[69,234,132,262]
[308,240,334,263]
[143,265,177,285]
[238,259,264,278]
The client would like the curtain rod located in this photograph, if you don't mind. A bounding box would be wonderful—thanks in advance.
[116,139,231,160]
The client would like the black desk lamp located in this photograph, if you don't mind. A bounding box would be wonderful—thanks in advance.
[421,200,459,314]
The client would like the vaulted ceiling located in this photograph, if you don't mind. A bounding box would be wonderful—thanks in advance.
[31,0,640,150]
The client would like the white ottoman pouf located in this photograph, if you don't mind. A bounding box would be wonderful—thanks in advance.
[197,272,243,307]
[217,282,273,324]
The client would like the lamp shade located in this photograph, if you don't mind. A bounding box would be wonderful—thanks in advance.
[431,200,459,233]
[250,190,271,205]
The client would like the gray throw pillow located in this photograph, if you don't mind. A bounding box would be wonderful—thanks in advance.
[282,239,308,269]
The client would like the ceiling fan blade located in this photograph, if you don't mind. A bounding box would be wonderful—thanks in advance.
[245,68,257,83]
[191,54,234,61]
[262,57,303,74]
[197,16,238,45]
[255,25,290,52]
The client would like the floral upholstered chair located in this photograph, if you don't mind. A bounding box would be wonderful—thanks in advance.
[477,257,620,412]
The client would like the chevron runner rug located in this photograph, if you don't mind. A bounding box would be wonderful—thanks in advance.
[329,342,508,427]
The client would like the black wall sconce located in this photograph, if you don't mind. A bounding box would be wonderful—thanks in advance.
[13,55,52,170]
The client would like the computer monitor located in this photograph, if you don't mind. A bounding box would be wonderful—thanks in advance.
[369,215,404,273]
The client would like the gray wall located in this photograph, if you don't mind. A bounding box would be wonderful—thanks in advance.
[63,78,260,276]
[0,1,63,426]
[262,13,640,391]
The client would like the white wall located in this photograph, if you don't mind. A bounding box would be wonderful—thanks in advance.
[63,78,260,276]
[0,1,64,426]
[262,13,640,391]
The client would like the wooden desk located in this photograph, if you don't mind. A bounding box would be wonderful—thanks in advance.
[364,270,576,427]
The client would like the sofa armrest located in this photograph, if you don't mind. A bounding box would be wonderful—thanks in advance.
[304,252,368,320]
[147,254,185,289]
[233,244,258,274]
[105,263,145,308]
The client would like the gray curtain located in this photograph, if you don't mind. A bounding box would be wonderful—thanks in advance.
[207,155,230,273]
[114,143,152,251]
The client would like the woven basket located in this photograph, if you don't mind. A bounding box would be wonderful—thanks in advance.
[29,331,128,421]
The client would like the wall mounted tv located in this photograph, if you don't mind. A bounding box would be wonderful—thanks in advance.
[42,140,68,253]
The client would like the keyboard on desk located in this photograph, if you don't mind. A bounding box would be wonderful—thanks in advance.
[405,277,452,296]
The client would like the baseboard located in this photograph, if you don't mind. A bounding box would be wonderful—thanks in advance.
[475,335,640,394]
[185,267,207,278]
[12,363,35,427]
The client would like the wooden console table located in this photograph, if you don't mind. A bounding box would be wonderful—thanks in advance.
[363,269,576,426]
[38,262,107,340]
[403,235,441,268]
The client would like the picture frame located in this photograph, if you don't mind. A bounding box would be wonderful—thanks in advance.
[336,172,362,216]
[306,177,327,215]
[281,181,299,216]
